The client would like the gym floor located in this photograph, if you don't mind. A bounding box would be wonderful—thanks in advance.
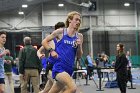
[75,68,140,93]
[12,68,140,93]
[76,79,140,93]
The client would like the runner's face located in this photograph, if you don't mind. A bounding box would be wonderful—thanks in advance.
[0,34,6,45]
[70,14,81,30]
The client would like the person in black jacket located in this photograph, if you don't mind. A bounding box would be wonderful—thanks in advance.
[115,43,128,93]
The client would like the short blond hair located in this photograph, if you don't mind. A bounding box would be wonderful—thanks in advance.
[65,11,81,28]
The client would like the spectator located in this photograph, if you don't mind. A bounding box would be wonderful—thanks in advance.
[4,49,15,93]
[111,60,115,67]
[19,37,42,93]
[86,52,95,80]
[115,43,128,93]
[126,51,132,83]
[13,58,19,75]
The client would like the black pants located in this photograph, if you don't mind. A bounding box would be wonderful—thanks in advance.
[117,71,127,93]
[87,66,94,78]
[127,67,132,82]
[97,68,103,78]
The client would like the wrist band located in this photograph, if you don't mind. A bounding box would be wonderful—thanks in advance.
[48,48,54,53]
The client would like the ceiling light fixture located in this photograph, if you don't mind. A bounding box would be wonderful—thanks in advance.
[58,4,64,7]
[18,11,24,15]
[27,0,33,1]
[124,3,130,7]
[22,4,28,8]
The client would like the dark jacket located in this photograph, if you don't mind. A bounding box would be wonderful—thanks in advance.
[19,45,42,74]
[115,53,128,72]
[4,55,13,73]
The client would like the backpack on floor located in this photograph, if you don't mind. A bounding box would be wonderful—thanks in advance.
[105,80,118,88]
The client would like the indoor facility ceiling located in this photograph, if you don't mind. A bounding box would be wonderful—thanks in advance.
[0,0,139,12]
[0,0,51,12]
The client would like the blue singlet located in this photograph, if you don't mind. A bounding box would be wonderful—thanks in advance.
[52,28,78,79]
